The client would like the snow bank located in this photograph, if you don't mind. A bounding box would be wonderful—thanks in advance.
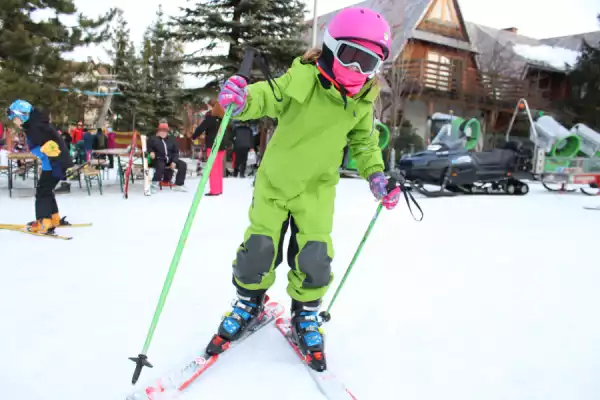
[513,43,580,69]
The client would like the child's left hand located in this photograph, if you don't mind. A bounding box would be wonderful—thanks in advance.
[368,172,401,210]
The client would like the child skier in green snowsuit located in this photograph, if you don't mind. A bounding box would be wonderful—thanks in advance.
[206,7,401,371]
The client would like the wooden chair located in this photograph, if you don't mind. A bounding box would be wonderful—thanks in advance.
[89,158,109,180]
[82,166,103,196]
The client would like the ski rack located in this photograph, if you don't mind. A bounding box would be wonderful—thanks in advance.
[504,98,545,175]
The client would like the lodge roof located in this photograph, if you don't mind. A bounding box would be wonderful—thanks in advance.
[306,0,598,78]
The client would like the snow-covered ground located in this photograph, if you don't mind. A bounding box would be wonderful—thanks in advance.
[1,176,599,400]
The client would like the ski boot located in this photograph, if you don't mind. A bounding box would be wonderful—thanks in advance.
[206,292,267,355]
[291,299,327,372]
[51,213,71,227]
[150,182,159,194]
[27,218,55,235]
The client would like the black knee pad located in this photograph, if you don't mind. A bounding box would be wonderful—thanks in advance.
[297,241,332,288]
[234,234,275,284]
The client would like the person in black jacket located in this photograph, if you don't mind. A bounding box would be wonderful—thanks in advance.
[6,99,74,234]
[191,100,226,196]
[148,122,187,192]
[59,128,72,153]
[231,121,253,178]
[93,128,108,165]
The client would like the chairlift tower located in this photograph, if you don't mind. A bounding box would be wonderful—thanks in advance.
[59,73,128,129]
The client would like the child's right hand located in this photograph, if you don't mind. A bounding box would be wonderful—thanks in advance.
[218,75,248,116]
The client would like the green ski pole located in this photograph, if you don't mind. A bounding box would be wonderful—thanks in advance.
[319,178,399,323]
[128,47,258,385]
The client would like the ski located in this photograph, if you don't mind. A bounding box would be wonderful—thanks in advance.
[275,317,357,400]
[0,222,92,230]
[140,135,151,196]
[0,226,72,240]
[126,301,285,400]
[583,206,600,210]
[57,222,93,228]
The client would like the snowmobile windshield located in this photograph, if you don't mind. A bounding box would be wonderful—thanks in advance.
[430,124,467,150]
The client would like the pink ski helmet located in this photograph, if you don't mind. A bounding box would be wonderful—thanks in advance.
[326,7,391,60]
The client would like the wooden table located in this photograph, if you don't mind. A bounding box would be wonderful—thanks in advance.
[92,149,142,193]
[2,153,39,197]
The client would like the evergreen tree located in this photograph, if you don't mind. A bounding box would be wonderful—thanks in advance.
[0,0,116,119]
[148,7,184,130]
[107,7,184,133]
[107,9,134,131]
[134,32,158,133]
[567,15,600,128]
[170,0,307,88]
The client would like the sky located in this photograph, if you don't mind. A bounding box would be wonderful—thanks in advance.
[65,0,599,88]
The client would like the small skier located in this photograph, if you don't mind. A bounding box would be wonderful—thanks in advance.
[6,100,73,234]
[207,7,400,371]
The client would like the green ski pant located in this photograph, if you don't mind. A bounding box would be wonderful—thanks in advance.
[233,179,335,303]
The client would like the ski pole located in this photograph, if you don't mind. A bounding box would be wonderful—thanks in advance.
[319,178,399,323]
[128,47,258,385]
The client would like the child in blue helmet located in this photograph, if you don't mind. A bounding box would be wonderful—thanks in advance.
[6,100,74,234]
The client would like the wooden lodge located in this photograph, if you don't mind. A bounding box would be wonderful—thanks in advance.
[307,0,600,147]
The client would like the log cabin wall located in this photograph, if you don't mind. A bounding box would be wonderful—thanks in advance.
[400,39,478,97]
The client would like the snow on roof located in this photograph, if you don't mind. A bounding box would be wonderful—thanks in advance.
[512,44,580,70]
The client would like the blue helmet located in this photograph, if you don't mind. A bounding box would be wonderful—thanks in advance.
[7,99,33,122]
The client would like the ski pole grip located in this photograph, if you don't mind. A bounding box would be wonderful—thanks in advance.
[386,178,397,192]
[237,47,258,81]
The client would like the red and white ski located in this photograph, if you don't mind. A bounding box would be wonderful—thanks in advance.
[126,301,285,400]
[275,317,358,400]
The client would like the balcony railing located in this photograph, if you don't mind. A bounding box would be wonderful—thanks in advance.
[389,59,551,107]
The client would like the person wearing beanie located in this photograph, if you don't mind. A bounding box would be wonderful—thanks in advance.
[148,121,188,193]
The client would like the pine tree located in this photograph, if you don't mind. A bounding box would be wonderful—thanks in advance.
[170,0,307,88]
[567,15,600,128]
[148,7,184,131]
[107,9,134,131]
[0,0,116,119]
[107,7,184,133]
[134,32,158,133]
[242,0,307,75]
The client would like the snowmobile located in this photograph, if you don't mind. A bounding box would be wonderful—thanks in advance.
[397,125,534,197]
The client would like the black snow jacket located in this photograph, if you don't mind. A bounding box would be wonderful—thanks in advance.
[23,108,73,170]
[61,131,72,150]
[232,124,254,150]
[192,113,223,149]
[148,135,180,163]
[94,130,108,150]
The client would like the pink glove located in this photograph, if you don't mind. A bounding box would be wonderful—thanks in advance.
[382,187,401,210]
[368,172,401,210]
[218,75,248,116]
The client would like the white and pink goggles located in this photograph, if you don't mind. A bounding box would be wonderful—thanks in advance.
[323,30,384,75]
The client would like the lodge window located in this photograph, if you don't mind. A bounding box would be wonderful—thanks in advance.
[426,0,459,26]
[425,51,452,91]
